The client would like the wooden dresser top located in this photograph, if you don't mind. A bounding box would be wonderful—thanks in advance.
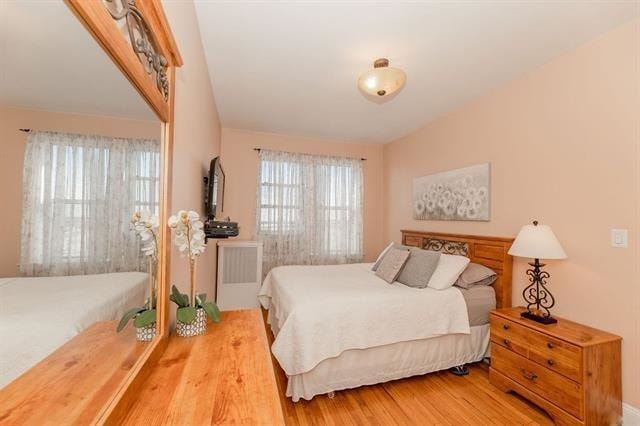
[0,321,148,425]
[120,309,284,425]
[492,307,621,347]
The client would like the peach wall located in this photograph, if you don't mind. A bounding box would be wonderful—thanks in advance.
[164,1,222,303]
[0,106,159,277]
[220,128,385,262]
[383,19,640,407]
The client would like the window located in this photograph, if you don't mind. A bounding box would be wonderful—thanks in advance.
[256,150,363,273]
[20,131,160,276]
[258,159,303,234]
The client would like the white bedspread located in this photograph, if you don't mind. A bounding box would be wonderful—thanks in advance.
[0,272,148,388]
[259,263,470,376]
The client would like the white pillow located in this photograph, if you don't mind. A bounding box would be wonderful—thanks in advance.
[427,254,471,290]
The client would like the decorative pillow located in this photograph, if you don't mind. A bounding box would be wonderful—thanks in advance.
[374,248,411,283]
[454,263,498,289]
[371,242,394,271]
[427,253,471,290]
[396,248,441,289]
[372,242,412,271]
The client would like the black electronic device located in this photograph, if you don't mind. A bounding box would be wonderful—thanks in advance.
[204,156,225,219]
[204,218,239,240]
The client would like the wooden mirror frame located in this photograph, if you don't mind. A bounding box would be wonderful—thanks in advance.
[64,0,182,422]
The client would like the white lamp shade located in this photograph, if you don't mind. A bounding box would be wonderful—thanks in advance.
[508,223,567,260]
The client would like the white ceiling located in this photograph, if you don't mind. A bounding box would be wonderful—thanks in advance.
[195,1,639,144]
[0,1,155,121]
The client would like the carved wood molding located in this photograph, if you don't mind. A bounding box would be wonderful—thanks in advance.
[65,0,181,121]
[103,0,169,100]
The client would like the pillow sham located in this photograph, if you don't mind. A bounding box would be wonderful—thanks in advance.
[374,248,411,284]
[427,253,471,290]
[371,242,394,271]
[372,242,412,271]
[396,248,441,289]
[454,262,498,289]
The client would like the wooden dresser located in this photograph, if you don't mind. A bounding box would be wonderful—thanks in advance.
[489,307,621,426]
[0,321,149,425]
[120,309,284,425]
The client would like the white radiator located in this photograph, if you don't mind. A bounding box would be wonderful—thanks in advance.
[216,240,262,311]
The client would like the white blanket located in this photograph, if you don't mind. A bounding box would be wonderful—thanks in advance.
[259,263,470,376]
[0,272,148,388]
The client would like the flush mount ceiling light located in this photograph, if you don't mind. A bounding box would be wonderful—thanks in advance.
[357,58,406,104]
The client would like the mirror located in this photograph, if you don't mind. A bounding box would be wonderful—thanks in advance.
[0,1,163,389]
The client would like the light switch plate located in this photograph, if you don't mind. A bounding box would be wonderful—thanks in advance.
[611,229,628,248]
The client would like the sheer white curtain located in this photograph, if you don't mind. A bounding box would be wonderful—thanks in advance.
[256,149,363,274]
[20,131,160,276]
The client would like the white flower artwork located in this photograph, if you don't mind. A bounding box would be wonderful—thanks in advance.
[412,163,490,221]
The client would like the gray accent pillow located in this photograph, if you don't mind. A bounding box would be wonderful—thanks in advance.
[454,263,497,289]
[374,248,411,283]
[372,243,413,271]
[396,248,441,289]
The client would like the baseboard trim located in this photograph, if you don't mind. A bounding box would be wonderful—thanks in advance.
[624,403,640,425]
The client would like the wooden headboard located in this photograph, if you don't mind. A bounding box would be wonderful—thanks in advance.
[401,230,514,309]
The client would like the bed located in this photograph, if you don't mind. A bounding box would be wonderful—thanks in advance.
[0,272,148,387]
[259,231,513,401]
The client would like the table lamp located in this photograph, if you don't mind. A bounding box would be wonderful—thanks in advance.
[508,220,567,324]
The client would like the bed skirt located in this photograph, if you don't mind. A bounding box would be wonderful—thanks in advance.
[284,325,490,402]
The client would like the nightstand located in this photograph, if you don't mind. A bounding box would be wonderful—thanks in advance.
[489,307,622,426]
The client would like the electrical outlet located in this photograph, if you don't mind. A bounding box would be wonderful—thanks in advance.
[610,229,628,248]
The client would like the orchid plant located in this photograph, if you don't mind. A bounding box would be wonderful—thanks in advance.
[117,210,159,332]
[168,210,220,325]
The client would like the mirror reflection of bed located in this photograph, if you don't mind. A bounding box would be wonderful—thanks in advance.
[0,1,162,388]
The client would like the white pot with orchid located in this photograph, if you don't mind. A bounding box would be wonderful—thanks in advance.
[117,210,159,342]
[168,210,220,337]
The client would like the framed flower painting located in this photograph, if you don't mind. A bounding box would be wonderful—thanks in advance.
[412,163,490,221]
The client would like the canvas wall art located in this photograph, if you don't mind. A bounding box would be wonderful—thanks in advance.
[412,163,490,221]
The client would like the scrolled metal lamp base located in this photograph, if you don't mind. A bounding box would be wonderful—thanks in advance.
[520,258,558,325]
[521,309,557,325]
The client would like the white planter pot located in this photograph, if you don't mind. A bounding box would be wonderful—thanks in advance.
[176,308,207,337]
[136,322,156,342]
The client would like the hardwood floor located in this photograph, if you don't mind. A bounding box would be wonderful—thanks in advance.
[275,362,554,426]
[264,312,554,425]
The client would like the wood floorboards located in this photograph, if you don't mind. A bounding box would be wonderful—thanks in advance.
[264,311,554,425]
[276,362,554,426]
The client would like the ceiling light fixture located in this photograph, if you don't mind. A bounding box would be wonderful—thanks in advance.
[357,58,406,103]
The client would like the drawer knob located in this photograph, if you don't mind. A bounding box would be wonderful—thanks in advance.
[547,342,555,349]
[503,324,510,330]
[503,339,510,347]
[547,359,555,366]
[520,368,538,381]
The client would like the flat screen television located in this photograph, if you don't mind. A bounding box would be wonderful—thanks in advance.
[205,156,225,219]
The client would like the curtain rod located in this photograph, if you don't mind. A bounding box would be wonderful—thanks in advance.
[19,128,31,133]
[253,148,366,161]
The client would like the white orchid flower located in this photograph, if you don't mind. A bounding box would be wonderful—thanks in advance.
[168,209,207,260]
[131,210,159,260]
[168,215,180,228]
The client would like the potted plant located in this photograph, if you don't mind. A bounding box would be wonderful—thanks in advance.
[117,210,159,341]
[168,210,220,337]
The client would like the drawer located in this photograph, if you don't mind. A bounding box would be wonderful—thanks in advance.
[403,236,422,247]
[491,343,583,420]
[490,316,529,358]
[526,328,582,383]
